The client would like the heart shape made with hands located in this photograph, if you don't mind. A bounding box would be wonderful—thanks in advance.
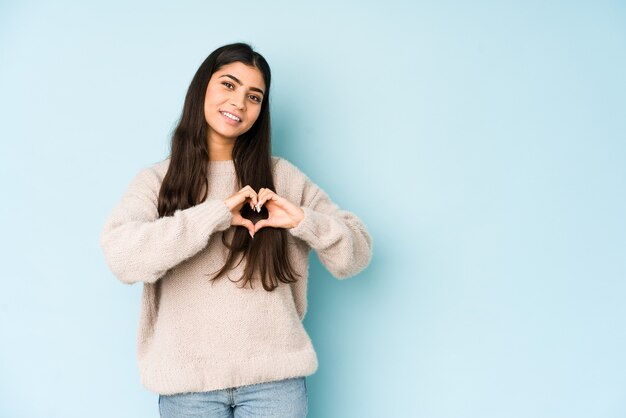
[239,203,269,225]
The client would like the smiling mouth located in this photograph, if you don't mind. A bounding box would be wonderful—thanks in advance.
[221,111,241,122]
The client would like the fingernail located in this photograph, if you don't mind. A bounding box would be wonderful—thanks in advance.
[249,231,254,238]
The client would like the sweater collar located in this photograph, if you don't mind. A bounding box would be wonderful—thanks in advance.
[207,159,235,176]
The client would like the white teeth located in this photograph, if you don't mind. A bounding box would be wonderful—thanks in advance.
[221,112,240,122]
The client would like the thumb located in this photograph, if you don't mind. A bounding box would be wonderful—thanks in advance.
[254,219,270,233]
[240,219,255,238]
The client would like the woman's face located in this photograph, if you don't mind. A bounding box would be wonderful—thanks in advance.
[204,61,266,143]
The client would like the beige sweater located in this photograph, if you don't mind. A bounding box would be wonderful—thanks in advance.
[99,156,372,395]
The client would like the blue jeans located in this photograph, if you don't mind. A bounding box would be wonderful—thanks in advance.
[158,377,308,417]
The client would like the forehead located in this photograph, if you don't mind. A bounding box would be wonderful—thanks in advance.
[211,62,266,91]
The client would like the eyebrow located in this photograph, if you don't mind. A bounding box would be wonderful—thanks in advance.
[219,74,265,96]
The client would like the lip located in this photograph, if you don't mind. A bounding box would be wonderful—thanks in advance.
[219,110,242,124]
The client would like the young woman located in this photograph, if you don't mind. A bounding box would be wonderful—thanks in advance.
[99,42,372,418]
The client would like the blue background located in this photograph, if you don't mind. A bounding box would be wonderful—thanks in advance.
[1,1,625,417]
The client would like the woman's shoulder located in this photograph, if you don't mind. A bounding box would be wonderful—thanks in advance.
[128,157,170,190]
[271,156,331,208]
[147,157,170,175]
[271,155,314,196]
[271,155,306,177]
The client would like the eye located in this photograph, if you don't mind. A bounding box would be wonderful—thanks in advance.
[249,94,262,103]
[221,81,234,89]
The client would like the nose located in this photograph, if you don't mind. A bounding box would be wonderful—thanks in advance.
[230,91,246,110]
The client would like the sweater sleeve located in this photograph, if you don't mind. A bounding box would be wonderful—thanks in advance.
[99,165,233,285]
[284,162,373,279]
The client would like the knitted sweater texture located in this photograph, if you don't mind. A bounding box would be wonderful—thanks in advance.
[99,156,372,395]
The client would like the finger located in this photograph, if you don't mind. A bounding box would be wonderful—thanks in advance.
[255,188,265,212]
[227,186,256,211]
[240,185,258,209]
[231,213,245,226]
[256,189,276,212]
[254,219,269,232]
[247,191,258,210]
[225,194,246,211]
[239,218,255,238]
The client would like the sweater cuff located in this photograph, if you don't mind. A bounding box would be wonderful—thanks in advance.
[288,206,320,245]
[184,198,233,237]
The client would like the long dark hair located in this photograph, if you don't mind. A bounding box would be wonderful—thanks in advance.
[157,42,299,291]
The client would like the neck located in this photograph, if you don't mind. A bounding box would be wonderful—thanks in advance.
[207,135,235,161]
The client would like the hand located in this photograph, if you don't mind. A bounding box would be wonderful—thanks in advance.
[224,185,259,238]
[254,188,304,234]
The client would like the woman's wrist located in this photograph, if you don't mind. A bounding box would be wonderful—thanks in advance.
[291,207,305,228]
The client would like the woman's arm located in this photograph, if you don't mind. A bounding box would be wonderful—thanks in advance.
[276,158,373,279]
[99,166,232,285]
[290,185,372,279]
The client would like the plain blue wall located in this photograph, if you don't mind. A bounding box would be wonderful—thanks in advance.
[1,1,625,417]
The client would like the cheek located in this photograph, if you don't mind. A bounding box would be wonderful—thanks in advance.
[204,86,222,107]
[203,94,212,117]
[249,108,262,125]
